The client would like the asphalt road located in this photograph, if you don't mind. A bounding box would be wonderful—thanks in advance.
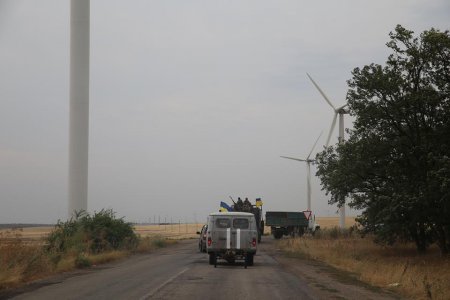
[6,237,398,300]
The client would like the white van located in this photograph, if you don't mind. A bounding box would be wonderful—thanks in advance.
[206,212,258,268]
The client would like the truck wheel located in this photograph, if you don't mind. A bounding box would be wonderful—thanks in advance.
[247,254,254,266]
[209,253,216,265]
[273,231,283,239]
[298,227,305,237]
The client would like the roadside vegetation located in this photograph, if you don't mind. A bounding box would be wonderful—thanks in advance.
[315,25,450,254]
[297,22,450,300]
[0,210,170,291]
[279,227,450,300]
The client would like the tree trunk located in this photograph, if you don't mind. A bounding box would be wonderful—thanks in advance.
[411,225,428,254]
[435,226,448,255]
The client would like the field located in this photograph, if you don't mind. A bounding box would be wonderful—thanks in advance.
[134,223,205,239]
[0,223,205,242]
[278,228,450,300]
[315,216,356,228]
[0,216,354,242]
[0,216,354,241]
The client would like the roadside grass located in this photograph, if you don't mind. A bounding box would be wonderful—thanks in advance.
[0,232,173,290]
[278,227,450,300]
[136,235,177,252]
[0,221,182,291]
[0,230,53,290]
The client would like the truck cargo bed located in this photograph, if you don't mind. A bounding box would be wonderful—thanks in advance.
[265,211,309,227]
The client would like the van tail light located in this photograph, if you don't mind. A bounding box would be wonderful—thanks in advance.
[252,238,257,247]
[208,237,212,246]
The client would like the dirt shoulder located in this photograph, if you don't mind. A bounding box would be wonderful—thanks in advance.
[260,237,401,300]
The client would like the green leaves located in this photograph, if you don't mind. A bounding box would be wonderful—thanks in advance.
[46,209,138,255]
[316,25,450,254]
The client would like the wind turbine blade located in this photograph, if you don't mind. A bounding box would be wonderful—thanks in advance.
[280,156,306,162]
[307,131,323,160]
[325,113,338,147]
[306,73,336,110]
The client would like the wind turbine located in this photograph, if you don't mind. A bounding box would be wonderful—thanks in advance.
[68,0,90,218]
[306,73,349,229]
[280,132,322,212]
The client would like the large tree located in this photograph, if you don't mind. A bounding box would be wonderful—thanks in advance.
[315,25,450,253]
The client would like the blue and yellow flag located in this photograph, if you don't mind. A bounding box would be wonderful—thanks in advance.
[255,198,263,207]
[220,201,233,212]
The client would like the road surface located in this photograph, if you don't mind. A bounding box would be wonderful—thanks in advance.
[5,237,398,300]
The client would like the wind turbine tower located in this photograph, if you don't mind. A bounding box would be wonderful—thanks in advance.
[281,133,322,211]
[68,0,90,218]
[307,73,349,229]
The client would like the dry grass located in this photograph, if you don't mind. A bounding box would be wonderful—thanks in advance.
[0,230,53,290]
[279,229,450,300]
[0,227,52,243]
[134,223,204,240]
[136,235,178,252]
[87,251,129,265]
[0,226,179,291]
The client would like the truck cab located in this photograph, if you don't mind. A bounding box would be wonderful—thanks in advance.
[206,212,258,268]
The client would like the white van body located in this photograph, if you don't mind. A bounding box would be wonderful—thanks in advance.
[206,212,257,267]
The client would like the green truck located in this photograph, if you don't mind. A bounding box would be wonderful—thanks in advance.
[265,211,319,239]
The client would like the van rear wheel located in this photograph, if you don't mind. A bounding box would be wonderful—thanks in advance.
[246,254,254,266]
[209,253,216,265]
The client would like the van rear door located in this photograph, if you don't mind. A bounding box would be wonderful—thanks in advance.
[232,217,251,250]
[211,217,232,249]
[211,216,250,250]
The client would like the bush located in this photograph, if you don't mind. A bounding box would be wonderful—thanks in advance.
[46,209,138,255]
[75,254,91,268]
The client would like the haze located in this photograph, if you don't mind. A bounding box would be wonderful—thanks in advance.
[1,0,449,223]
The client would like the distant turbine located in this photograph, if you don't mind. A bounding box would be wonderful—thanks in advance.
[307,73,348,228]
[281,132,322,211]
[68,0,90,218]
[306,73,349,147]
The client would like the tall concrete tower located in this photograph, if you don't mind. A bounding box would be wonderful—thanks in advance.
[68,0,89,218]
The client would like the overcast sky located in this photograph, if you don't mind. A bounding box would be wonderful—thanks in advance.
[1,0,449,224]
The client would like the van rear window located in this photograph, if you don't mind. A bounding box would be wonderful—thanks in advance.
[215,218,231,228]
[233,218,249,229]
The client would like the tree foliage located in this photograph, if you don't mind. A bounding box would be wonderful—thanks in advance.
[315,25,450,253]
